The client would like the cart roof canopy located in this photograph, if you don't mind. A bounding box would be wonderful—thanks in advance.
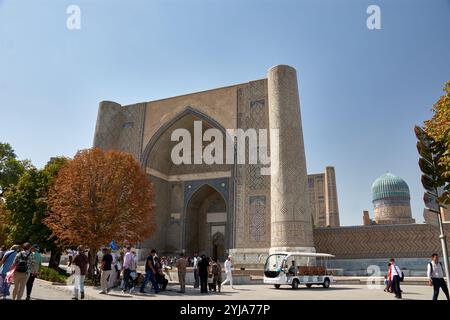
[271,252,335,258]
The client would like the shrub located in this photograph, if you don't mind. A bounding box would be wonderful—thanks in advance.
[38,266,68,283]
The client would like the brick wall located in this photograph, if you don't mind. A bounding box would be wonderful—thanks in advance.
[313,223,450,259]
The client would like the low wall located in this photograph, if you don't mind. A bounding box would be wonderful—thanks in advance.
[313,223,450,259]
[313,223,450,276]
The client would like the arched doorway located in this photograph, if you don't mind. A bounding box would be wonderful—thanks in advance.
[139,107,234,256]
[185,184,228,260]
[212,232,225,261]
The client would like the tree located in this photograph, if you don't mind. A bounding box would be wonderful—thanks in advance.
[0,202,11,246]
[423,81,450,204]
[3,156,68,269]
[0,142,31,198]
[44,148,155,277]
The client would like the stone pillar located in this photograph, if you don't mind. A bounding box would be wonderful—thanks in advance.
[93,100,122,149]
[267,65,315,253]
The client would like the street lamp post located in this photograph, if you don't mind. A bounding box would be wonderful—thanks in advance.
[438,206,450,283]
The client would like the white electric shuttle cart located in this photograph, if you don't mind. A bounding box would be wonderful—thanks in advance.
[263,252,335,289]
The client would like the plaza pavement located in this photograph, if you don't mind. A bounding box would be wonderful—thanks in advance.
[15,279,448,300]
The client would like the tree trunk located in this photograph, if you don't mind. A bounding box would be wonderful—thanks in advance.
[48,248,62,270]
[88,247,98,280]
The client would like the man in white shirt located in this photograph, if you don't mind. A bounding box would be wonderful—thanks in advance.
[193,252,200,288]
[427,253,449,300]
[389,258,402,299]
[121,246,133,293]
[221,255,235,290]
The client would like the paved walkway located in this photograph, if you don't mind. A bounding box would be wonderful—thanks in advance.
[7,279,448,300]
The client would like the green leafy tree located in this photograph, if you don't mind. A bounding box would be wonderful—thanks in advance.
[0,202,11,246]
[0,142,31,197]
[423,81,450,204]
[4,156,68,268]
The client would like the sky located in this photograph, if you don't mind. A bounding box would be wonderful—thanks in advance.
[1,0,449,226]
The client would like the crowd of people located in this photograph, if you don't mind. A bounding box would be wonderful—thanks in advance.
[2,242,448,301]
[0,243,42,300]
[69,246,235,299]
[382,254,449,300]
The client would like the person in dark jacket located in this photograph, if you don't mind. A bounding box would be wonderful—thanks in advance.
[72,245,88,300]
[198,254,209,294]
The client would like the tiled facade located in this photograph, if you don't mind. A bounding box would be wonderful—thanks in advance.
[93,65,314,265]
[307,167,340,227]
[93,65,442,268]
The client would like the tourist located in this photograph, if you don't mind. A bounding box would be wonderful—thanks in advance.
[121,246,133,294]
[72,245,88,300]
[208,258,214,291]
[154,255,168,290]
[99,247,113,294]
[221,255,235,290]
[0,244,20,299]
[176,252,188,293]
[383,276,390,292]
[384,263,392,293]
[389,258,402,299]
[198,254,209,294]
[25,244,42,300]
[211,258,222,292]
[288,261,296,276]
[126,250,138,293]
[193,252,200,288]
[427,253,450,301]
[118,250,125,289]
[12,242,35,300]
[109,249,118,289]
[67,247,75,267]
[161,256,172,281]
[140,249,159,294]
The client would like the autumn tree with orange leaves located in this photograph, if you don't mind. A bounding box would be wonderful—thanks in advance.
[45,148,155,276]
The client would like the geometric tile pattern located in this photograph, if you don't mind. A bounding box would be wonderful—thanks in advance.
[249,196,266,242]
[313,223,450,259]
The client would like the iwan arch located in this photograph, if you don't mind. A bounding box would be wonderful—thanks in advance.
[93,65,314,266]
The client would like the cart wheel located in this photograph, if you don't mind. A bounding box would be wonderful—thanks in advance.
[306,284,312,288]
[292,279,299,289]
[323,278,330,288]
[274,284,281,289]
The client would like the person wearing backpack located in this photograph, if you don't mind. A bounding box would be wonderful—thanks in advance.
[25,244,42,300]
[427,253,450,301]
[12,242,35,300]
[389,258,403,299]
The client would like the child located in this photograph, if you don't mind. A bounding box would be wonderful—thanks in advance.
[384,275,391,292]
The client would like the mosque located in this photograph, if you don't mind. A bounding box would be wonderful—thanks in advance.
[93,65,449,273]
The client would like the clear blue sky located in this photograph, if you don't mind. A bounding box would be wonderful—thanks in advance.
[1,0,449,226]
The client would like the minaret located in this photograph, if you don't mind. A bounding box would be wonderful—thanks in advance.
[268,65,315,253]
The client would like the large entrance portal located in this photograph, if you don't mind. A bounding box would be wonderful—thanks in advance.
[185,184,228,260]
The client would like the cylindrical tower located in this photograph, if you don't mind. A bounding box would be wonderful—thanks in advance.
[268,65,315,253]
[93,100,122,150]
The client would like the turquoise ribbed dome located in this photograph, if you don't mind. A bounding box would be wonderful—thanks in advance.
[372,172,410,202]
